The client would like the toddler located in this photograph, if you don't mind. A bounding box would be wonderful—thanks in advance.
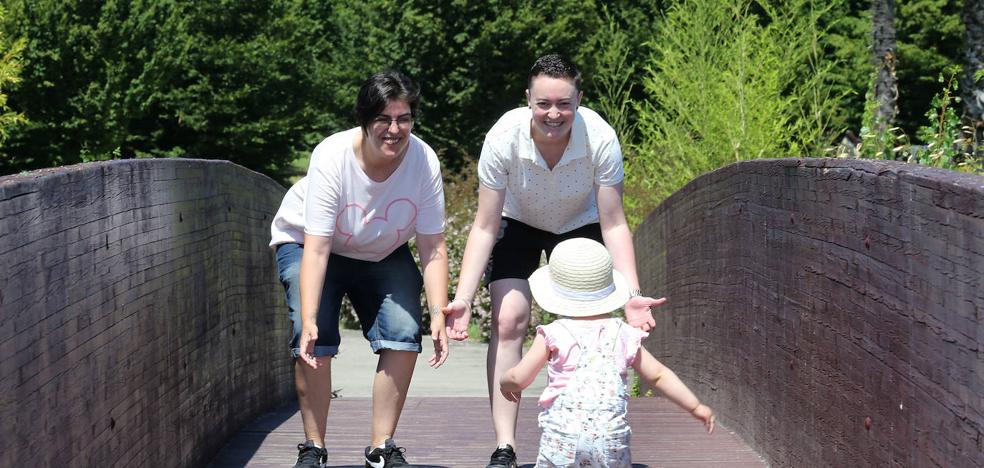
[500,238,715,467]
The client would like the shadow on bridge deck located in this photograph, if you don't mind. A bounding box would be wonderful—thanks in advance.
[208,397,764,467]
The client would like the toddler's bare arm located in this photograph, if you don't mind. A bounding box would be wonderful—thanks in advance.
[500,334,550,392]
[632,348,715,433]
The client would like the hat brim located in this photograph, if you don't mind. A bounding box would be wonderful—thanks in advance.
[528,265,631,317]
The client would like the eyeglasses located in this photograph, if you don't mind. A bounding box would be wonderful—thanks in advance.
[371,114,414,130]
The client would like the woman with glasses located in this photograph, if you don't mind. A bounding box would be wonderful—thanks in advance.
[442,54,667,468]
[269,70,448,468]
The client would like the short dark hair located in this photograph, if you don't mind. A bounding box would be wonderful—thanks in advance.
[354,70,420,131]
[528,54,581,91]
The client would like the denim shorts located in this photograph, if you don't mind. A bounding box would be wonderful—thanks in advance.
[487,218,604,283]
[276,242,423,358]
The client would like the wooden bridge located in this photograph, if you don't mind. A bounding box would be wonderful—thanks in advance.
[208,331,765,467]
[3,158,982,467]
[209,398,765,467]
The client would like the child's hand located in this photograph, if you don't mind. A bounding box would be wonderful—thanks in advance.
[499,373,523,402]
[691,403,715,433]
[500,388,521,402]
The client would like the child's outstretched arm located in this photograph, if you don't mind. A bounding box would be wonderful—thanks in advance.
[499,334,550,401]
[633,347,715,433]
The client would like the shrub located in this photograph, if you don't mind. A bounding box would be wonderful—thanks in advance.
[627,0,839,225]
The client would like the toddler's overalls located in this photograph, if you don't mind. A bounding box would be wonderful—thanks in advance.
[536,321,631,467]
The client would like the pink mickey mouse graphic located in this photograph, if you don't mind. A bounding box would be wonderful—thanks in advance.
[335,198,418,253]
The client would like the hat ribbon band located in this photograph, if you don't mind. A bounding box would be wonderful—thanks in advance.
[551,281,615,301]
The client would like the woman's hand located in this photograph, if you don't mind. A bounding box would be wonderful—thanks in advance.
[625,296,666,332]
[442,298,471,341]
[298,324,321,369]
[428,316,450,368]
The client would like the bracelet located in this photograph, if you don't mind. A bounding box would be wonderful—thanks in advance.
[690,401,701,412]
[629,289,643,298]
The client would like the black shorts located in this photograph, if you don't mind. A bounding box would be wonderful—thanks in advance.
[486,217,604,283]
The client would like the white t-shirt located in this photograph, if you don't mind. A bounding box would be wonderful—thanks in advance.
[269,128,445,262]
[269,179,308,247]
[477,106,624,234]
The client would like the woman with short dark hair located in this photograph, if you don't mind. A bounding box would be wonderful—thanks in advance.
[270,70,449,468]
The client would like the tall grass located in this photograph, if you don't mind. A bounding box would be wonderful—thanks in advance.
[625,0,840,225]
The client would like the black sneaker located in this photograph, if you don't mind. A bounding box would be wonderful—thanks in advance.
[294,440,327,468]
[486,444,518,468]
[364,438,411,468]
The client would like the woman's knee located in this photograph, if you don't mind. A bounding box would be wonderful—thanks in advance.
[490,279,533,340]
[492,303,530,340]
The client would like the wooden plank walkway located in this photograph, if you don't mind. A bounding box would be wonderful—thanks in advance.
[209,397,764,467]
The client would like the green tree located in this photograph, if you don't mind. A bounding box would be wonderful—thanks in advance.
[2,0,661,177]
[1,0,336,179]
[871,0,899,144]
[321,0,618,169]
[0,4,26,147]
[627,0,840,224]
[579,4,662,147]
[818,0,967,144]
[961,0,983,145]
[896,0,964,138]
[141,1,338,178]
[823,0,872,136]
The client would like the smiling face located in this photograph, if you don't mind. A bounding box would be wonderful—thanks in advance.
[363,99,413,163]
[526,75,582,142]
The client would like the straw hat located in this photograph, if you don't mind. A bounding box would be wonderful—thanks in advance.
[528,237,630,317]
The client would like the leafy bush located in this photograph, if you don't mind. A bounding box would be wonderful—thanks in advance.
[397,158,491,338]
[910,72,975,170]
[439,159,493,340]
[858,69,983,174]
[626,0,840,224]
